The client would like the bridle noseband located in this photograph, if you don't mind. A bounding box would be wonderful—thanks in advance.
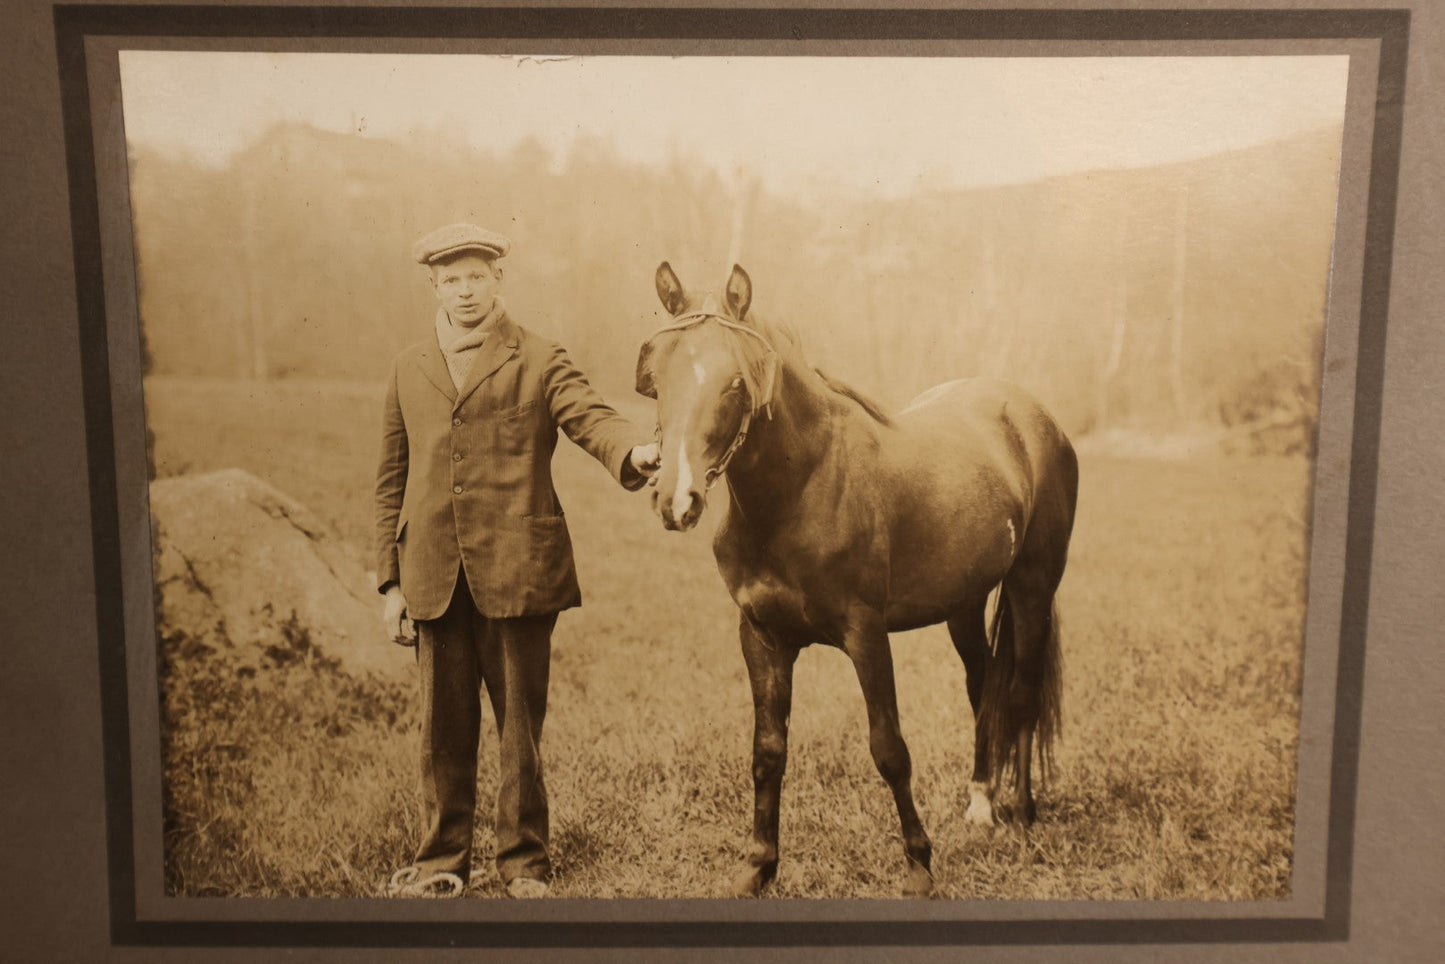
[649,311,778,491]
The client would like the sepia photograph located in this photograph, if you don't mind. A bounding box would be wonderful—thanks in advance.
[119,48,1349,904]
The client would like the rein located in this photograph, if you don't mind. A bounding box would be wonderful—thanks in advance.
[650,311,778,491]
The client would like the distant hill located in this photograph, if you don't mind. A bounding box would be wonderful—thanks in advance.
[128,121,1342,439]
[765,125,1342,432]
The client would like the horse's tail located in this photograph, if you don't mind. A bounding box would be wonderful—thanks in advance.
[1036,602,1063,782]
[979,591,1063,787]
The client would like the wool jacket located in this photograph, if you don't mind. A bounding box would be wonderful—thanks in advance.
[375,307,648,621]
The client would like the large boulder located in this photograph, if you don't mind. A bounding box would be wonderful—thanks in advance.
[150,469,411,680]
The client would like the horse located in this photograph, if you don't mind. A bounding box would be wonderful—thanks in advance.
[634,262,1079,898]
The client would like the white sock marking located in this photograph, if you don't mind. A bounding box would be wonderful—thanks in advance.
[965,780,995,826]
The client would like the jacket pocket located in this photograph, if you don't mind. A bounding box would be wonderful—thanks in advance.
[496,399,537,421]
[497,398,538,456]
[526,514,575,598]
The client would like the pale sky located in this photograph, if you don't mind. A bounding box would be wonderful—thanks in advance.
[119,52,1349,197]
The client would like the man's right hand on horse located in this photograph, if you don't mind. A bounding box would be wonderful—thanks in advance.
[384,584,417,647]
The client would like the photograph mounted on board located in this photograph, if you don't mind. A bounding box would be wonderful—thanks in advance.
[120,51,1348,900]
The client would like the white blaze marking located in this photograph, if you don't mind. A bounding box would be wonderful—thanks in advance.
[672,436,694,520]
[686,342,707,385]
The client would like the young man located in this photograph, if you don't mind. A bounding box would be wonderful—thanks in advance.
[375,223,658,899]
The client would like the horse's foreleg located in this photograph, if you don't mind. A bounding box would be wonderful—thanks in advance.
[733,615,797,897]
[845,619,935,897]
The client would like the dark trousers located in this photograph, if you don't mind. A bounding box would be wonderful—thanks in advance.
[411,575,556,884]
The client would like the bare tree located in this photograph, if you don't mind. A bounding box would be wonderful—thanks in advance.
[237,165,270,380]
[1097,274,1129,430]
[1169,184,1190,419]
[725,166,760,268]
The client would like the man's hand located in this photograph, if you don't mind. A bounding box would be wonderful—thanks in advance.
[383,584,417,647]
[629,442,661,479]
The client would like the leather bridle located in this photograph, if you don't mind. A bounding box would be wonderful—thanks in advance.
[649,312,778,490]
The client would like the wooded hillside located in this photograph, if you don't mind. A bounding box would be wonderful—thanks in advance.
[128,122,1342,439]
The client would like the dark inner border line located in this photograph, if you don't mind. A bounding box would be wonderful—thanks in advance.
[54,5,1411,41]
[1321,5,1409,945]
[55,2,137,952]
[53,4,1410,949]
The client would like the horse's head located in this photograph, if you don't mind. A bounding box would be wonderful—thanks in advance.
[636,262,776,532]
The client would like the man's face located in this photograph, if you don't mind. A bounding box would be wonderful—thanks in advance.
[430,253,501,327]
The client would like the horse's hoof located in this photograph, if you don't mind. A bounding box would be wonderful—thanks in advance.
[903,862,936,898]
[1004,797,1038,827]
[731,863,776,898]
[992,798,1036,830]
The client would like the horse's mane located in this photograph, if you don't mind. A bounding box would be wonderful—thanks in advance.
[812,369,896,427]
[743,312,896,428]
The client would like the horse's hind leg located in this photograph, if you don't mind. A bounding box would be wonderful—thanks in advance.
[844,612,935,897]
[733,614,799,897]
[947,603,996,828]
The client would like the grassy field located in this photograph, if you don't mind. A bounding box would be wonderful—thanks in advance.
[147,375,1308,900]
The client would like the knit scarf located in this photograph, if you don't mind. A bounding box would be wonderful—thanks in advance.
[434,297,506,390]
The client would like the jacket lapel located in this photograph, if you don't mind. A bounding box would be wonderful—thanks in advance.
[416,335,457,403]
[453,312,519,411]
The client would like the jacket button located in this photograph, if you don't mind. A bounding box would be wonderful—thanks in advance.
[453,417,462,426]
[453,452,462,461]
[453,485,463,494]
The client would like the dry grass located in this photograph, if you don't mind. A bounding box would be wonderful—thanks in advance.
[147,376,1307,900]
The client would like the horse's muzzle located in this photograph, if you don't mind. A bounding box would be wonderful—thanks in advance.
[653,484,704,532]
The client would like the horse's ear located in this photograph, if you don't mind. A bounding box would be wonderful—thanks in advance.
[725,264,753,320]
[655,262,687,316]
[635,338,658,399]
